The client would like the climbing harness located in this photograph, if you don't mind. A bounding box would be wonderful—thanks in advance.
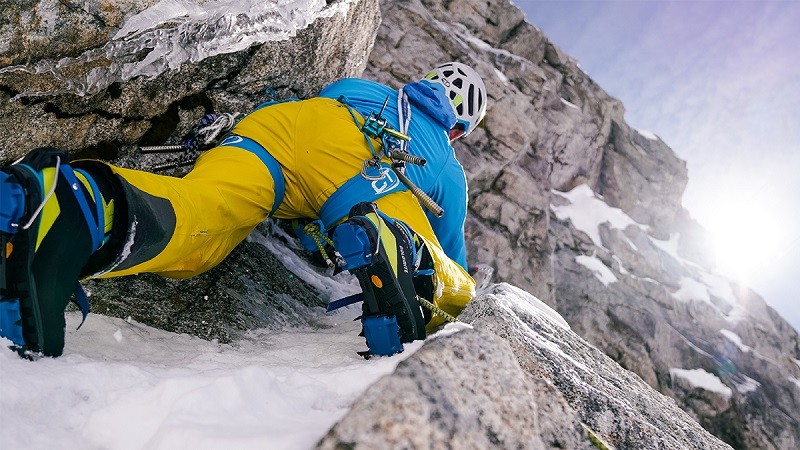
[139,112,240,171]
[340,95,445,218]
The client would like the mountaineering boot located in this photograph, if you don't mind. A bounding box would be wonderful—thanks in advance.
[1,148,111,357]
[332,202,427,356]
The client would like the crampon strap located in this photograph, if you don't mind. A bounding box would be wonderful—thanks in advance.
[326,293,363,312]
[59,162,103,330]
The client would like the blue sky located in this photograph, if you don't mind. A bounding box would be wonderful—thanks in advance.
[515,0,799,330]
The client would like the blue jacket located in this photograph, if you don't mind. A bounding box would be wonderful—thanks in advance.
[319,78,469,270]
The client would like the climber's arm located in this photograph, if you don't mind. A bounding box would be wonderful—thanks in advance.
[424,156,469,271]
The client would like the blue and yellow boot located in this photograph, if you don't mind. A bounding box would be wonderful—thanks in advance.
[1,148,113,357]
[332,202,428,357]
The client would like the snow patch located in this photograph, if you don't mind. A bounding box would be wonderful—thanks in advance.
[637,129,659,140]
[720,329,751,353]
[672,277,711,303]
[561,98,579,110]
[790,377,800,390]
[576,254,618,285]
[493,67,509,84]
[700,272,737,308]
[649,232,683,261]
[248,225,361,303]
[668,268,746,324]
[0,310,421,449]
[486,285,593,375]
[491,283,570,331]
[551,184,643,248]
[736,375,761,394]
[434,321,474,337]
[670,368,732,399]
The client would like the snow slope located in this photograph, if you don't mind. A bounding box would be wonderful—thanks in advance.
[0,308,423,449]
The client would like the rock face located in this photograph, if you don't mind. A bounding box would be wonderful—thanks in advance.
[2,0,798,448]
[0,0,379,162]
[319,284,731,449]
[363,0,799,448]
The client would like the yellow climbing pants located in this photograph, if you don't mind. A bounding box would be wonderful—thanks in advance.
[96,98,474,331]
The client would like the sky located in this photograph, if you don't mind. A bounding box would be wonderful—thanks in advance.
[516,0,800,331]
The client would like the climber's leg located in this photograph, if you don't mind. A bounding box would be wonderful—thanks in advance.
[1,148,113,356]
[94,145,281,279]
[373,191,476,332]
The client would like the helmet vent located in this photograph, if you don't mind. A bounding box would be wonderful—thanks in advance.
[421,62,487,137]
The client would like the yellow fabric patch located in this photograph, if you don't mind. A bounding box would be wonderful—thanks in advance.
[99,147,276,279]
[103,199,115,235]
[73,170,114,235]
[36,168,60,251]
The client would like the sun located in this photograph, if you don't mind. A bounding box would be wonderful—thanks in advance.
[700,192,788,283]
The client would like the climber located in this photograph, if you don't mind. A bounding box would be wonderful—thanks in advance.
[0,62,488,358]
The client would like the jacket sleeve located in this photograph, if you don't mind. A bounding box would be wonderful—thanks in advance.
[425,155,469,271]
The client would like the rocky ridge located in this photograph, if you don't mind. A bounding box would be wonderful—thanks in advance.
[359,1,798,448]
[320,284,731,449]
[1,0,798,448]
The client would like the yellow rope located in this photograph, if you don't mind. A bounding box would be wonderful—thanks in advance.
[303,222,336,267]
[417,296,458,324]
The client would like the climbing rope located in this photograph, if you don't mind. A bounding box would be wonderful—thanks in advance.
[417,296,458,324]
[194,112,239,147]
[303,222,340,268]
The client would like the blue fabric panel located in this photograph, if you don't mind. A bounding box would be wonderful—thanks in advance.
[219,135,286,217]
[318,162,407,228]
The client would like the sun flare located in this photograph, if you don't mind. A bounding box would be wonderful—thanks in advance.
[701,194,787,282]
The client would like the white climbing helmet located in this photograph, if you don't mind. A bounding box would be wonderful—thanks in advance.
[423,62,487,138]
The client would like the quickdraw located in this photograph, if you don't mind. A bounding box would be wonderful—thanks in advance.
[139,112,240,172]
